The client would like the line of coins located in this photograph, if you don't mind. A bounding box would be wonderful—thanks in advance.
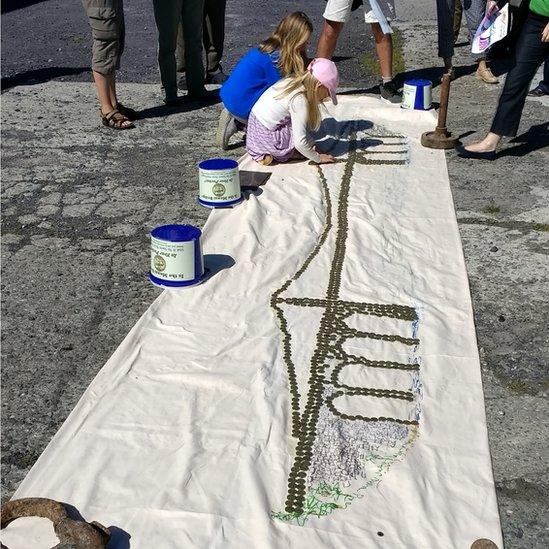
[269,164,333,439]
[275,297,417,322]
[330,364,415,401]
[359,149,408,155]
[326,391,419,425]
[355,157,407,166]
[284,130,361,514]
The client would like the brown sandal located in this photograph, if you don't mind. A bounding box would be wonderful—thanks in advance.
[115,102,138,120]
[100,109,135,130]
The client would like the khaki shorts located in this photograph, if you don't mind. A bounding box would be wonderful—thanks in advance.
[323,0,396,25]
[82,0,125,74]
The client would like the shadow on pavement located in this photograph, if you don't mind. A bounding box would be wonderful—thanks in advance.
[1,66,90,92]
[136,97,221,119]
[498,122,549,158]
[1,0,48,14]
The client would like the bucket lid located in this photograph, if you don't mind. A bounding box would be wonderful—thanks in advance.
[198,158,238,170]
[404,78,432,87]
[151,224,201,242]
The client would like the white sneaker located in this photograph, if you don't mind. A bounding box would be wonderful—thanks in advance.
[216,108,238,150]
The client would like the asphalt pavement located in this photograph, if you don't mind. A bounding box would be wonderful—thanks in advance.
[1,1,548,548]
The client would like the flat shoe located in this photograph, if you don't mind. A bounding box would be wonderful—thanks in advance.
[476,67,499,84]
[455,143,496,161]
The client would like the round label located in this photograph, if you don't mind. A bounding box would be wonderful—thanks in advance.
[199,167,240,203]
[150,236,197,282]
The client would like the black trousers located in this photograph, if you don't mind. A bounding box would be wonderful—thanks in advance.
[491,12,549,137]
[176,0,226,75]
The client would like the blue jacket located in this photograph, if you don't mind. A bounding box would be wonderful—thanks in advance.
[220,48,281,120]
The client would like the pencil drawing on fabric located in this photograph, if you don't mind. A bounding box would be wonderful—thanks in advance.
[270,121,422,524]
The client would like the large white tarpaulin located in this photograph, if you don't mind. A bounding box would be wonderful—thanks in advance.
[5,96,503,548]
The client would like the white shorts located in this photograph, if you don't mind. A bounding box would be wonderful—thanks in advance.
[323,0,396,25]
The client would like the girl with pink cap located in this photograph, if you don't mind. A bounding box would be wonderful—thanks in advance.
[246,58,339,165]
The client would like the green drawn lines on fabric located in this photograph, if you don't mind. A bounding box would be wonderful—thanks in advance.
[272,427,419,526]
[270,123,420,519]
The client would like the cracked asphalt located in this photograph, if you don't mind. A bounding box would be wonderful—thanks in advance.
[1,1,548,547]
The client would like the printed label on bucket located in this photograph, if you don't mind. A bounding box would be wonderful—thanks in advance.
[150,236,196,282]
[199,167,241,203]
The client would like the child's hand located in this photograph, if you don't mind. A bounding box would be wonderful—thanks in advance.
[318,153,334,164]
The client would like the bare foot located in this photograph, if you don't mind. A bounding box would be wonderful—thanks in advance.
[464,132,501,153]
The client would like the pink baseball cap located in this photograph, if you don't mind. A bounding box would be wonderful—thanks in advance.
[308,58,339,105]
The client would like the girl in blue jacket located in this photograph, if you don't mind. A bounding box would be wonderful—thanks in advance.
[217,11,313,150]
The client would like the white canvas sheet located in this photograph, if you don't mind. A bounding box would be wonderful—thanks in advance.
[6,96,503,549]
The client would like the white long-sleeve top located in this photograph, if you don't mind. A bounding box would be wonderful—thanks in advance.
[250,78,321,163]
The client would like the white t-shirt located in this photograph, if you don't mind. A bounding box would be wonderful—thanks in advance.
[250,78,321,163]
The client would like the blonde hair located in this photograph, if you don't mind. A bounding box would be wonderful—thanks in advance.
[279,72,325,131]
[259,12,313,77]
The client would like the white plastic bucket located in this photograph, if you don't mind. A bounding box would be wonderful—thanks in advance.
[402,79,432,110]
[198,158,242,208]
[149,224,204,288]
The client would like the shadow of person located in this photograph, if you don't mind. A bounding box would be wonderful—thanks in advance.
[393,64,478,89]
[312,118,382,157]
[136,96,221,120]
[1,66,90,92]
[202,254,236,282]
[497,122,549,158]
[314,117,374,140]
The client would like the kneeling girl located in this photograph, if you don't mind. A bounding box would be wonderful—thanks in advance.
[246,58,338,165]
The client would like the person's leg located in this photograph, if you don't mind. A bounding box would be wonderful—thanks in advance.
[176,20,186,74]
[454,0,463,42]
[82,0,132,127]
[371,23,393,80]
[464,16,548,153]
[540,58,549,91]
[152,0,181,102]
[463,0,498,83]
[316,19,345,58]
[181,0,207,96]
[436,0,456,71]
[317,0,352,58]
[203,0,227,81]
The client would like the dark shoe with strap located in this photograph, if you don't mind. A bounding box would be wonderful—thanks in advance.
[528,84,548,97]
[115,102,138,120]
[100,109,135,130]
[455,143,496,161]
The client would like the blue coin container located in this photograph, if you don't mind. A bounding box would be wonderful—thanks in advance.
[198,158,243,208]
[149,224,205,288]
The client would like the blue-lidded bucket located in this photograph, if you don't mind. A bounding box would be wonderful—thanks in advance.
[149,224,205,288]
[198,158,242,208]
[402,79,432,110]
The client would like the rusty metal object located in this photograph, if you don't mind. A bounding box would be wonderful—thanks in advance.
[0,498,110,549]
[471,539,499,549]
[421,73,459,150]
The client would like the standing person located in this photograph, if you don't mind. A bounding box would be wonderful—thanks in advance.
[176,0,228,86]
[528,58,549,95]
[246,58,338,165]
[82,0,136,129]
[217,11,313,149]
[436,0,499,83]
[316,0,402,103]
[457,1,549,159]
[152,0,213,104]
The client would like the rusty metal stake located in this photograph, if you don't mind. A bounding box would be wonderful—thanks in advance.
[1,498,110,549]
[421,73,459,149]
